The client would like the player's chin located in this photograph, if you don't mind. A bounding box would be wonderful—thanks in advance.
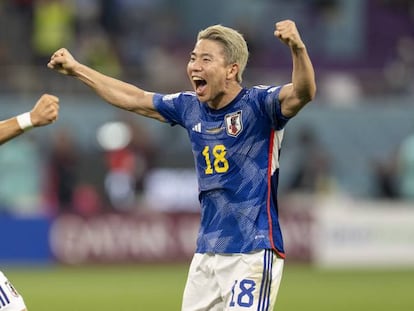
[195,93,209,103]
[195,86,209,99]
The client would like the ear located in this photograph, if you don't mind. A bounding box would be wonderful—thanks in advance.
[226,63,239,80]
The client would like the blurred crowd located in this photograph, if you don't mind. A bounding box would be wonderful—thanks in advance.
[1,0,414,217]
[0,0,413,97]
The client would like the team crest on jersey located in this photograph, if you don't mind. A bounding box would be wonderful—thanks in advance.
[225,110,243,137]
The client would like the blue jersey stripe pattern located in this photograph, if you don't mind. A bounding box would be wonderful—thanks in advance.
[153,86,290,255]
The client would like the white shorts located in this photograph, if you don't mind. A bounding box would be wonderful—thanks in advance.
[182,249,284,311]
[0,271,27,311]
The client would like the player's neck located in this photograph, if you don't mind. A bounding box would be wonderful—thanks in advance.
[208,84,242,110]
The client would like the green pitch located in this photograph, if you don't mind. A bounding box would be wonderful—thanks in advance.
[4,264,414,310]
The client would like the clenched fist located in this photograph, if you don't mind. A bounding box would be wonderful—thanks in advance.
[274,20,305,50]
[30,94,60,127]
[47,48,79,76]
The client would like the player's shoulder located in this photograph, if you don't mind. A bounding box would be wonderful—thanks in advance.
[243,85,282,102]
[251,85,281,94]
[161,91,196,101]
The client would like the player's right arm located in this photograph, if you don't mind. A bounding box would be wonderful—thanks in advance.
[47,48,166,122]
[0,94,59,145]
[0,117,23,145]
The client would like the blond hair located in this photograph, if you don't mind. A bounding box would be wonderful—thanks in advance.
[197,25,249,83]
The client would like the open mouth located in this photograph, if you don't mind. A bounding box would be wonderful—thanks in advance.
[193,77,207,94]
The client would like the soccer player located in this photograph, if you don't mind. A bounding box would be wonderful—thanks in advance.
[1,93,59,311]
[48,20,316,311]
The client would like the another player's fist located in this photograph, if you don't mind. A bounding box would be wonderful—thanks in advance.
[47,48,78,76]
[30,94,60,127]
[274,20,305,50]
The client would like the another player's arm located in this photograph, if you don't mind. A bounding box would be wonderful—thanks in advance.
[0,94,59,145]
[0,117,24,145]
[275,20,316,118]
[48,48,166,122]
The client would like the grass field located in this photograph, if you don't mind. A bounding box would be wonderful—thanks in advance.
[4,263,414,311]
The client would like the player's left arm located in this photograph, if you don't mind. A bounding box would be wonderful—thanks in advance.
[275,20,316,118]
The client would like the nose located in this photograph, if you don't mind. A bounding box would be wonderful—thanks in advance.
[188,59,202,72]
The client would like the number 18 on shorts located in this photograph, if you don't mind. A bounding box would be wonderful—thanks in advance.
[182,250,284,311]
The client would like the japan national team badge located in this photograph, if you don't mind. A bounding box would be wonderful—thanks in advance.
[225,111,243,137]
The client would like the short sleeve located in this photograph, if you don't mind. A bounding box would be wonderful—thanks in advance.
[153,92,183,127]
[257,85,291,130]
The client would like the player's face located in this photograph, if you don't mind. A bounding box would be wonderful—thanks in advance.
[187,39,232,106]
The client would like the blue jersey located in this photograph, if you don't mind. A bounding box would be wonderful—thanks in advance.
[153,86,290,257]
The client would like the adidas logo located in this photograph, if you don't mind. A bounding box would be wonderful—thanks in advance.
[192,123,202,133]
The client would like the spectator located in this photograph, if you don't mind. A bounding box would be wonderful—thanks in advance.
[46,127,79,214]
[32,0,75,65]
[286,126,336,195]
[99,118,156,211]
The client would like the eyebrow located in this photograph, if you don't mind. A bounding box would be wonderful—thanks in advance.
[190,52,214,58]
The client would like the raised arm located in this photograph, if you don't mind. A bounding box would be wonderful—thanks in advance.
[47,48,165,122]
[0,94,59,145]
[275,20,316,118]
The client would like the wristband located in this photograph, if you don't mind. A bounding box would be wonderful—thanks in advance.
[16,112,33,131]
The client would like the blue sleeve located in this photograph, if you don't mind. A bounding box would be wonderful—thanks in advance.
[153,92,185,127]
[257,85,291,130]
